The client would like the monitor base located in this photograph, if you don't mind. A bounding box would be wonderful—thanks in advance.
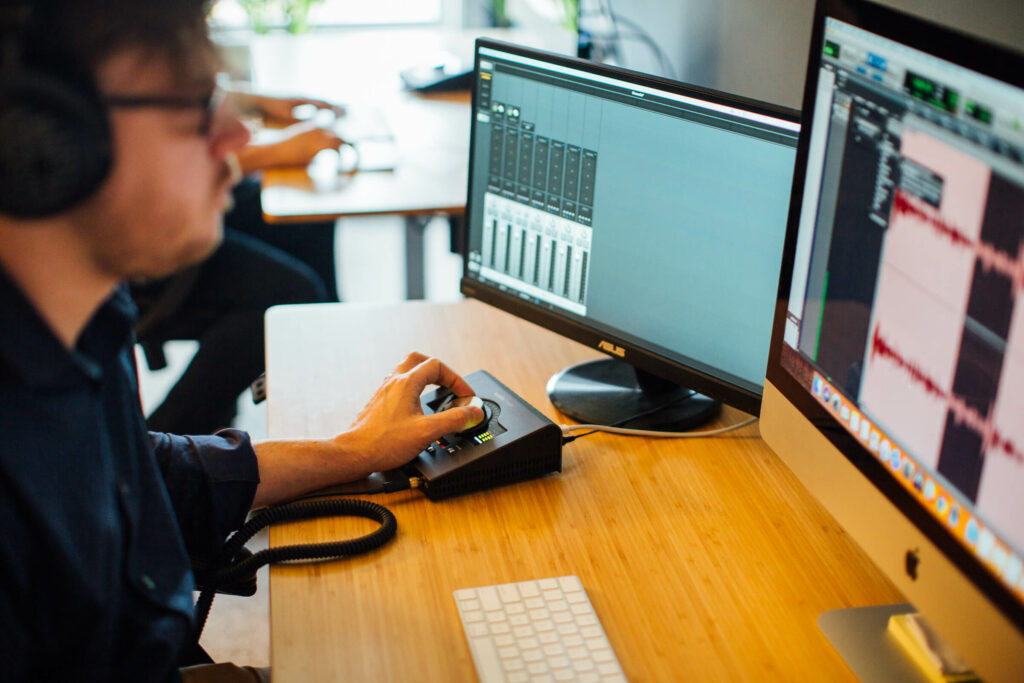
[546,358,720,432]
[818,603,932,682]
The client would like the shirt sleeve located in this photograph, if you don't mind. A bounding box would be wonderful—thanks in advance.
[148,429,260,564]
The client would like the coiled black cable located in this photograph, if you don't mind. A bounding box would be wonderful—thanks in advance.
[193,498,397,640]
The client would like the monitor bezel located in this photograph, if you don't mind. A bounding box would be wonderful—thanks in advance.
[765,0,1024,633]
[461,38,801,417]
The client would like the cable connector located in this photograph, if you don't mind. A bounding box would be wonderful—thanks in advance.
[381,477,420,494]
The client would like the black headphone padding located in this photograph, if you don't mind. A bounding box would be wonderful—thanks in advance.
[0,16,113,218]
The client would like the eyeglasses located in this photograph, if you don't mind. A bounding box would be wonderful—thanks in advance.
[103,84,227,136]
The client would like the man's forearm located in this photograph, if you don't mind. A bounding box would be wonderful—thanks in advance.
[251,435,374,508]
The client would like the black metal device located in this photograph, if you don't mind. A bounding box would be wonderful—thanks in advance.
[404,370,562,500]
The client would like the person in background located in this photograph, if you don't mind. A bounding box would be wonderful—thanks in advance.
[132,88,347,435]
[0,2,484,681]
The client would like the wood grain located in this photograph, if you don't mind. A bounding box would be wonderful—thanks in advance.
[265,300,903,681]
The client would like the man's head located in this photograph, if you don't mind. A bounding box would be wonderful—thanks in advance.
[0,0,249,281]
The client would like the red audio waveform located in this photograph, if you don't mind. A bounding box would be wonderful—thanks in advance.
[891,190,1024,296]
[870,326,1023,465]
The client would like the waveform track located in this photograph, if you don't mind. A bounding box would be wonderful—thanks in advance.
[891,190,1024,296]
[869,326,1023,464]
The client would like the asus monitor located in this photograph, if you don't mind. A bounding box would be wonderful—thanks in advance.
[461,39,800,430]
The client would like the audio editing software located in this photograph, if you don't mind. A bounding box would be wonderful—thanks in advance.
[783,18,1024,595]
[469,65,597,317]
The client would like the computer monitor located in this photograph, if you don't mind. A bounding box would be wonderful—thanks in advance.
[461,39,800,431]
[761,0,1024,679]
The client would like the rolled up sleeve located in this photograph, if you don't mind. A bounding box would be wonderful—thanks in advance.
[148,429,260,563]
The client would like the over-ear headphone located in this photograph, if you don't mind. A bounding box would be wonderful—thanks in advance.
[0,2,112,218]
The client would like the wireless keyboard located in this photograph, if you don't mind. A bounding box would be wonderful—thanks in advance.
[453,575,626,682]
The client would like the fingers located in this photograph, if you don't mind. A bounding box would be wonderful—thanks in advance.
[393,351,429,374]
[406,356,475,397]
[424,406,485,437]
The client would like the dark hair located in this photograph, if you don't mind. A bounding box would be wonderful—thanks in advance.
[27,0,217,85]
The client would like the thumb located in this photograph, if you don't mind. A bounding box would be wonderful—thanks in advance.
[428,406,485,436]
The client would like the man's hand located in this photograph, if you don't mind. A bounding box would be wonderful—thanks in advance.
[344,353,484,474]
[251,353,483,508]
[249,94,346,125]
[237,122,345,173]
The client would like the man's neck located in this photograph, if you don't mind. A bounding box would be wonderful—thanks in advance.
[0,219,118,349]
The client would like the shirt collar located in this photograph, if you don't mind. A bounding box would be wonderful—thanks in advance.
[0,266,138,386]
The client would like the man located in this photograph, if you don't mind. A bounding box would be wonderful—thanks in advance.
[0,1,483,681]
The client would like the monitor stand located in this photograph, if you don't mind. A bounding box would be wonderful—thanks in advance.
[546,358,720,432]
[818,604,932,682]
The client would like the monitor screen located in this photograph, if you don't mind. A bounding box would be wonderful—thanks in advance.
[462,39,799,427]
[762,0,1024,677]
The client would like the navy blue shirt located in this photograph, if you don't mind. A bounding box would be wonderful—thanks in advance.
[0,268,260,682]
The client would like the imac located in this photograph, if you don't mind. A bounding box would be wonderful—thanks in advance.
[461,39,800,430]
[761,0,1024,679]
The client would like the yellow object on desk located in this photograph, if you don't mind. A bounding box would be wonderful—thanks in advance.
[887,612,978,683]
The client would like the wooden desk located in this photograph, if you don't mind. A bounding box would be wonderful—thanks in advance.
[265,300,903,680]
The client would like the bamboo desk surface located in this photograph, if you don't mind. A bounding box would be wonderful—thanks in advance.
[264,299,902,681]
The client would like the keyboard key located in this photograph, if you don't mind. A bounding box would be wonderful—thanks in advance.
[498,583,520,603]
[559,576,582,592]
[467,623,488,637]
[548,600,569,612]
[503,658,525,672]
[507,672,529,683]
[549,656,570,669]
[581,626,603,639]
[527,662,548,674]
[538,578,558,590]
[538,631,559,644]
[454,589,476,601]
[567,647,589,660]
[573,659,595,672]
[543,590,562,601]
[554,670,575,681]
[478,587,501,611]
[563,634,584,648]
[468,637,505,682]
[494,634,515,647]
[518,582,540,598]
[510,614,529,627]
[498,646,519,659]
[525,597,545,609]
[523,649,544,662]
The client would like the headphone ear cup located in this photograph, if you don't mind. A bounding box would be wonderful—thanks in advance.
[0,66,112,218]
